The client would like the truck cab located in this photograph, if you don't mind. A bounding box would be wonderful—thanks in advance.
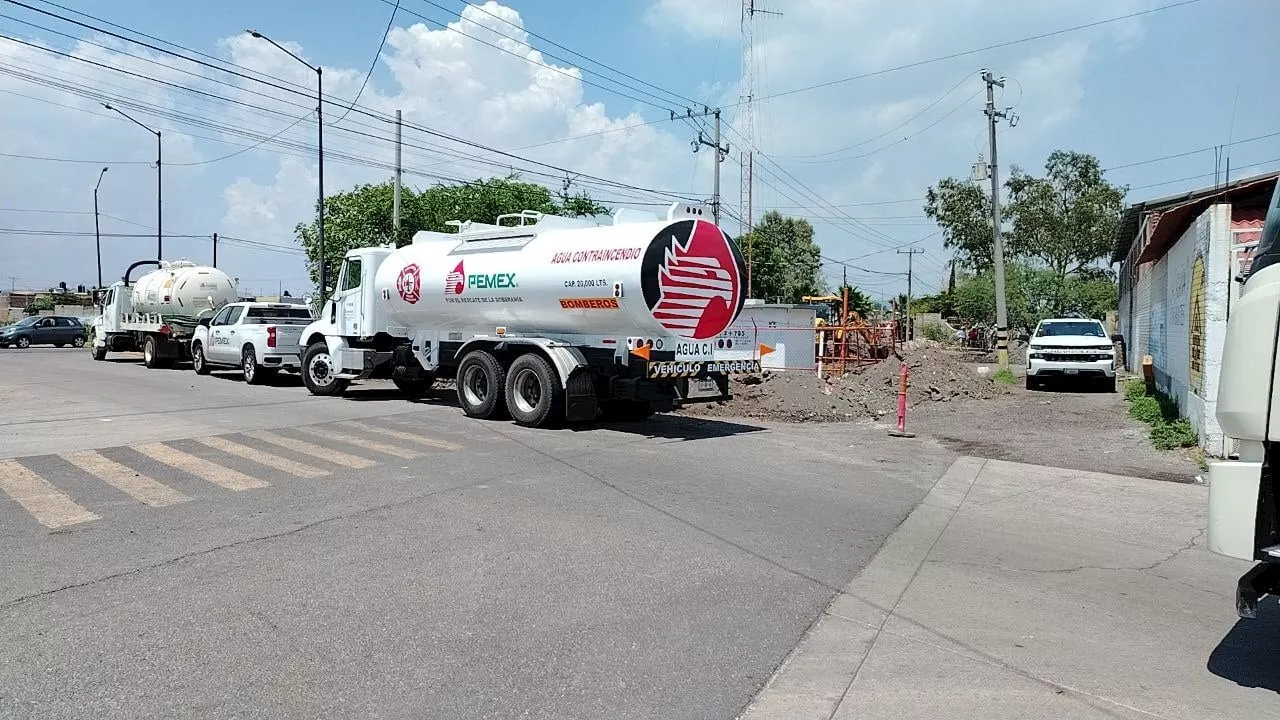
[1208,179,1280,617]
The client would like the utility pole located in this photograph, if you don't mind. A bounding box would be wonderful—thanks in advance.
[982,70,1016,368]
[93,166,108,289]
[393,109,403,235]
[692,108,729,225]
[739,0,780,296]
[212,233,218,268]
[898,248,925,340]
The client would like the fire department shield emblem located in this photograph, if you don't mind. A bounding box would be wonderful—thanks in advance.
[396,263,421,304]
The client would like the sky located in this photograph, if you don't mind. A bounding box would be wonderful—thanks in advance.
[1,0,1277,300]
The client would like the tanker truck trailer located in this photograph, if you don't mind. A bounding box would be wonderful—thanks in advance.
[297,204,764,427]
[90,259,239,368]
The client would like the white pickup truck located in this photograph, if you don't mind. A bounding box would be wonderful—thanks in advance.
[190,302,312,383]
[1025,317,1118,391]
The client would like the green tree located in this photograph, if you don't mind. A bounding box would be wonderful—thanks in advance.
[736,210,822,303]
[295,176,609,289]
[923,178,993,271]
[835,283,876,317]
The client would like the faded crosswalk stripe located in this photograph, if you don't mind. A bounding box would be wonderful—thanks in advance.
[0,459,99,528]
[63,450,191,507]
[242,430,377,469]
[337,421,463,451]
[134,443,271,491]
[194,436,329,479]
[292,426,421,460]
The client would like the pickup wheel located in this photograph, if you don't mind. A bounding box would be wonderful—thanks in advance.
[1025,374,1039,391]
[242,346,272,385]
[192,342,211,375]
[457,350,508,420]
[504,353,564,428]
[301,342,350,397]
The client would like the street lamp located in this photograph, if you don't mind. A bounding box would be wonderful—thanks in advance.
[247,29,327,299]
[93,166,109,289]
[102,103,162,262]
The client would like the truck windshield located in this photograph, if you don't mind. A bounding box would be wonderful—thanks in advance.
[1036,321,1105,337]
[1247,180,1280,278]
[244,307,313,323]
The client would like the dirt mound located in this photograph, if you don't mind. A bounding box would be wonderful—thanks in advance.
[681,348,1007,423]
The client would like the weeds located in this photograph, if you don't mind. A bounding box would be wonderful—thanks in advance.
[992,368,1017,385]
[1123,379,1197,450]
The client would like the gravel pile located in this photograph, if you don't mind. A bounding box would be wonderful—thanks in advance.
[681,347,1007,423]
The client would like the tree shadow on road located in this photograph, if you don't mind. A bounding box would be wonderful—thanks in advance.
[1207,599,1280,693]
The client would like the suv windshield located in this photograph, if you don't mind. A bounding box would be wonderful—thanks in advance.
[1036,321,1105,337]
[13,317,38,328]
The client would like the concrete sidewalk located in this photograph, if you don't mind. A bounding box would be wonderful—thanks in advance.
[740,457,1280,720]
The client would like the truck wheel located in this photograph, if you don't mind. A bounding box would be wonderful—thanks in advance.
[457,350,508,420]
[302,342,350,397]
[1025,374,1038,391]
[142,336,169,368]
[91,345,107,361]
[393,375,435,398]
[505,353,564,428]
[192,342,211,375]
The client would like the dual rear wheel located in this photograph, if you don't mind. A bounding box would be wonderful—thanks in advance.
[456,350,564,428]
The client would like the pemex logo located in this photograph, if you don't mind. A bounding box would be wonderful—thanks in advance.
[445,260,465,295]
[641,219,747,340]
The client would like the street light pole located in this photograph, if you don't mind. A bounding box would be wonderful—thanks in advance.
[247,30,326,300]
[103,104,162,261]
[93,166,108,289]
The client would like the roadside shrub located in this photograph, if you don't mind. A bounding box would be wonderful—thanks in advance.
[1128,395,1163,424]
[921,323,952,343]
[992,368,1017,385]
[1150,419,1197,450]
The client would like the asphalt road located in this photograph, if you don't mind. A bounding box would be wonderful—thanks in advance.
[0,348,949,719]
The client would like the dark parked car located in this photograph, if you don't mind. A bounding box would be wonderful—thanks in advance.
[0,315,88,348]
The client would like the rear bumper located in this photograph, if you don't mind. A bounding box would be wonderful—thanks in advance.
[1027,358,1115,378]
[261,352,301,369]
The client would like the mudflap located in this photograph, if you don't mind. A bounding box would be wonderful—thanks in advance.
[565,369,597,423]
[1237,562,1280,618]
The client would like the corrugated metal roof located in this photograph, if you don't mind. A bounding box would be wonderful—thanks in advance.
[1110,171,1280,264]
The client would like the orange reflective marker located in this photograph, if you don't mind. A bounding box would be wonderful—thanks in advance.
[630,344,651,361]
[759,343,775,357]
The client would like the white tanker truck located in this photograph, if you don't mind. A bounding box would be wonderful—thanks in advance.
[298,204,763,427]
[1208,178,1280,618]
[91,259,239,367]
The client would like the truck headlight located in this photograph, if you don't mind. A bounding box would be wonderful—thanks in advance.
[1029,352,1043,359]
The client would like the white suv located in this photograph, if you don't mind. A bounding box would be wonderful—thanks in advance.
[1025,318,1116,391]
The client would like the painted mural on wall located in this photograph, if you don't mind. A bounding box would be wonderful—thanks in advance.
[1150,301,1166,368]
[1189,254,1206,395]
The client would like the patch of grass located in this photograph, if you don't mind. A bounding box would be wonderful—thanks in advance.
[1123,380,1199,452]
[1150,419,1197,450]
[992,367,1017,385]
[921,323,954,343]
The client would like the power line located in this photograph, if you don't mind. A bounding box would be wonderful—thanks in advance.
[1127,158,1280,192]
[732,0,1210,108]
[1102,130,1280,172]
[776,73,972,160]
[326,0,400,125]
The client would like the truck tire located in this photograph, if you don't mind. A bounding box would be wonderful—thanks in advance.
[504,353,564,428]
[91,345,107,361]
[142,336,168,368]
[393,375,435,398]
[301,342,350,397]
[191,342,211,375]
[457,350,508,420]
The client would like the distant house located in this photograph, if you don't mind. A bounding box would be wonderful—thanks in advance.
[1111,171,1278,457]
